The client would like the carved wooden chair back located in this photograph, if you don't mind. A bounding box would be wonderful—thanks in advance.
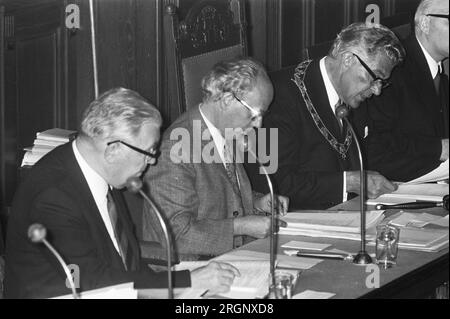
[164,0,248,120]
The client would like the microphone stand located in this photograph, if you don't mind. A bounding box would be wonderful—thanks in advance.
[336,106,372,265]
[246,147,277,298]
[28,224,79,299]
[127,178,173,299]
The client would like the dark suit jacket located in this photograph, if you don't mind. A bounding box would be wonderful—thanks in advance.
[4,143,189,299]
[142,106,255,261]
[362,36,449,181]
[245,60,359,210]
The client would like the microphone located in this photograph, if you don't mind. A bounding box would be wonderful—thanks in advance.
[28,223,79,299]
[244,138,277,298]
[335,104,372,265]
[375,195,449,211]
[127,177,173,299]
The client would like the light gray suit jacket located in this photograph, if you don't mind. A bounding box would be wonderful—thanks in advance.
[141,106,254,261]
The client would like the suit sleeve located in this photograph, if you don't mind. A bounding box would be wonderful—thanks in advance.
[26,188,190,297]
[142,139,234,256]
[365,78,442,182]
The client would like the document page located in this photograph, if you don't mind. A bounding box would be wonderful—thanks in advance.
[405,159,449,184]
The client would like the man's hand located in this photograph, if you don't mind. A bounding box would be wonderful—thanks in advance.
[190,261,240,296]
[441,139,449,161]
[254,193,289,216]
[346,170,397,199]
[233,215,287,238]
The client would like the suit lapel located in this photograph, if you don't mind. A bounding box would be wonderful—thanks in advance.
[63,143,129,269]
[404,37,443,134]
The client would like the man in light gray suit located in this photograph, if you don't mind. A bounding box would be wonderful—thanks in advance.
[141,58,288,261]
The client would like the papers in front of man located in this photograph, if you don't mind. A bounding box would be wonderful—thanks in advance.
[405,159,449,184]
[21,128,77,167]
[53,282,137,299]
[374,211,449,252]
[173,260,272,299]
[278,210,384,241]
[366,183,448,205]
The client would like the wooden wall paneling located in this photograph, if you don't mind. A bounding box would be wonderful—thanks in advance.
[2,2,68,208]
[135,0,160,107]
[246,0,266,67]
[265,0,282,71]
[280,0,304,67]
[95,0,136,94]
[0,5,6,224]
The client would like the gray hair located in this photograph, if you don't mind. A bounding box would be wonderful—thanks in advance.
[201,57,268,102]
[80,87,162,140]
[329,22,406,66]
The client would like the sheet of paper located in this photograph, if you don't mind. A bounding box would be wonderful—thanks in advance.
[53,282,137,299]
[173,259,271,299]
[292,290,335,299]
[389,212,446,228]
[405,160,449,184]
[281,240,331,251]
[215,249,322,270]
[281,211,384,233]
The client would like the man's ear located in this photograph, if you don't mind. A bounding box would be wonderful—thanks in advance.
[341,51,355,69]
[419,15,430,34]
[220,92,235,110]
[104,142,120,163]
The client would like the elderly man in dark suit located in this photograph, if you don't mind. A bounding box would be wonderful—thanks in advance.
[4,88,238,298]
[363,0,449,182]
[142,58,289,261]
[246,23,405,210]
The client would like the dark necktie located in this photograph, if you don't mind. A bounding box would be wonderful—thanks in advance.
[435,64,449,138]
[107,188,132,271]
[434,64,442,95]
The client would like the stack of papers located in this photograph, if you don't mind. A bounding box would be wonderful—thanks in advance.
[366,183,448,205]
[369,211,450,252]
[22,128,77,167]
[279,210,385,241]
[405,159,448,184]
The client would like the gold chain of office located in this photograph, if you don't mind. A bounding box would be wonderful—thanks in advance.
[291,60,353,160]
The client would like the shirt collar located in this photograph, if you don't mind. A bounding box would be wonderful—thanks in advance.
[417,35,441,79]
[72,140,109,202]
[199,105,226,162]
[320,57,340,110]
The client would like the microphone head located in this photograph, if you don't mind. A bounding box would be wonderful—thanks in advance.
[335,104,350,119]
[127,177,143,193]
[444,195,449,211]
[28,223,47,243]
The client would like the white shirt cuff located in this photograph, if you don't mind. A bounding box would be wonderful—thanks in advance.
[343,171,348,202]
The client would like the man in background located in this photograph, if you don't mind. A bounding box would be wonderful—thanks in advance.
[142,58,288,261]
[363,0,449,182]
[4,88,238,298]
[246,22,405,210]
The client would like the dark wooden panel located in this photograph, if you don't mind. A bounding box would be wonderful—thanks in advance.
[95,0,136,93]
[281,0,303,67]
[0,5,6,243]
[246,0,267,66]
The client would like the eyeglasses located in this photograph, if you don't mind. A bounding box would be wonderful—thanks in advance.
[353,53,390,89]
[232,93,264,121]
[426,14,449,20]
[107,140,158,162]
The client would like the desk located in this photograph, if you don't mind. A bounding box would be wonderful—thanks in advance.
[237,198,449,298]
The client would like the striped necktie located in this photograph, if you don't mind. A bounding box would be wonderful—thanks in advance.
[107,188,132,271]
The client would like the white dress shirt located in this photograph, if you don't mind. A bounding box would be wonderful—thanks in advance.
[199,105,241,189]
[417,35,442,79]
[72,140,121,253]
[319,57,348,202]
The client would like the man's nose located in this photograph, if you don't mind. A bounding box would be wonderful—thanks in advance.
[252,116,263,128]
[145,156,156,165]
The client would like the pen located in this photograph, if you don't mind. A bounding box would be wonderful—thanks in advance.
[200,290,209,298]
[296,252,347,260]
